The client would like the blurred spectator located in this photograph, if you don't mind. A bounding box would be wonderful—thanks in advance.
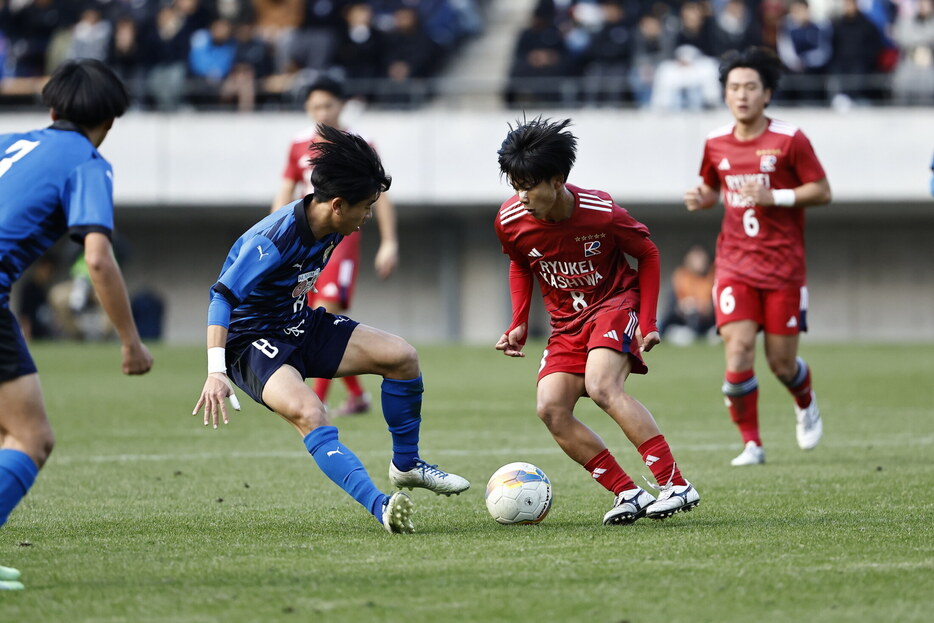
[6,0,64,77]
[188,17,237,101]
[505,7,574,106]
[829,0,886,104]
[713,0,761,56]
[222,21,273,111]
[335,2,388,94]
[650,43,719,111]
[139,4,194,111]
[659,244,715,345]
[252,0,306,75]
[777,0,831,104]
[629,12,676,107]
[759,0,787,50]
[675,1,718,58]
[582,1,635,105]
[67,7,112,62]
[16,253,58,341]
[379,6,440,105]
[891,0,934,104]
[109,14,145,101]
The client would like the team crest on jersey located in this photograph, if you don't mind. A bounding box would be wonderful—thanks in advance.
[584,241,601,257]
[760,155,777,173]
[292,269,320,298]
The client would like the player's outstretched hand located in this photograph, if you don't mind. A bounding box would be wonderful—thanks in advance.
[374,240,399,279]
[192,372,241,429]
[639,330,661,354]
[684,186,705,211]
[122,341,153,375]
[495,323,527,358]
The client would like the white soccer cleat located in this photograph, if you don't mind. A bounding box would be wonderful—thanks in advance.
[381,491,415,534]
[389,459,470,496]
[730,441,765,466]
[0,565,20,582]
[645,481,700,520]
[603,487,656,525]
[795,391,822,450]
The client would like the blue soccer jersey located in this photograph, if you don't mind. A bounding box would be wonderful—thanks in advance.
[0,121,115,307]
[209,198,343,344]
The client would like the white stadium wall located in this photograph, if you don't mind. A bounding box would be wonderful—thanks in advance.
[3,108,932,343]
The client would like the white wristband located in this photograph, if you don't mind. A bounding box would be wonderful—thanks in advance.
[772,189,796,207]
[207,347,227,374]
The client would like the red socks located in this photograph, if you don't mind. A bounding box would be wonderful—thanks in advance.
[313,378,331,402]
[637,435,686,487]
[313,377,365,403]
[784,357,813,409]
[584,449,635,494]
[723,369,760,446]
[343,375,364,398]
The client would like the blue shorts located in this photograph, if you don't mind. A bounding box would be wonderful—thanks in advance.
[226,308,358,408]
[0,307,37,382]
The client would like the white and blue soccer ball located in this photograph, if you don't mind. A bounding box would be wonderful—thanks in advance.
[484,462,552,525]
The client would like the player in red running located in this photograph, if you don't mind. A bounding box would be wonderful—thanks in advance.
[683,47,832,466]
[495,117,700,524]
[272,77,398,416]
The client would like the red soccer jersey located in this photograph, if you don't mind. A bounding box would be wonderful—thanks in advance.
[699,118,826,289]
[281,126,376,197]
[495,184,660,335]
[281,127,318,196]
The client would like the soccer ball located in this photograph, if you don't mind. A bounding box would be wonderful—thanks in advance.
[484,462,552,525]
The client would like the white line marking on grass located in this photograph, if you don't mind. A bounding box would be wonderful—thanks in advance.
[49,435,933,466]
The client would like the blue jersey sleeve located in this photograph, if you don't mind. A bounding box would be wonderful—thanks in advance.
[64,157,114,242]
[213,234,283,307]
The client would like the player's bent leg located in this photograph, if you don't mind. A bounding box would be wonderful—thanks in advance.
[536,373,605,465]
[263,367,401,530]
[0,375,49,540]
[0,374,55,468]
[584,348,661,447]
[334,324,419,380]
[764,334,822,450]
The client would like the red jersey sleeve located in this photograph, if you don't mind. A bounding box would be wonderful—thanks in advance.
[612,208,660,335]
[789,130,826,185]
[698,140,721,189]
[507,260,533,341]
[281,140,304,183]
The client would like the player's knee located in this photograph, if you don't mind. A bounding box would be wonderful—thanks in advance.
[290,403,330,433]
[583,378,617,410]
[768,357,796,383]
[536,402,570,432]
[387,341,419,378]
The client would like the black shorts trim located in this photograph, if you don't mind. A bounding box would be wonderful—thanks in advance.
[0,307,37,382]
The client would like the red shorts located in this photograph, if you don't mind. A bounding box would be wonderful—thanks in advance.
[537,307,647,383]
[309,232,361,309]
[713,278,808,335]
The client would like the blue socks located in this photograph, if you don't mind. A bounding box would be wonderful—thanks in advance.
[381,376,423,472]
[303,426,385,520]
[0,450,38,528]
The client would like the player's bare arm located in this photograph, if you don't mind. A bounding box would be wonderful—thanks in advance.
[272,178,297,214]
[373,194,399,279]
[495,323,527,358]
[83,232,153,375]
[739,177,832,208]
[192,324,240,429]
[684,183,719,211]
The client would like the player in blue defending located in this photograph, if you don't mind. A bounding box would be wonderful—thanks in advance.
[192,124,468,534]
[0,59,153,590]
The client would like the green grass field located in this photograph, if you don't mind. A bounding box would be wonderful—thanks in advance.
[2,341,932,622]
